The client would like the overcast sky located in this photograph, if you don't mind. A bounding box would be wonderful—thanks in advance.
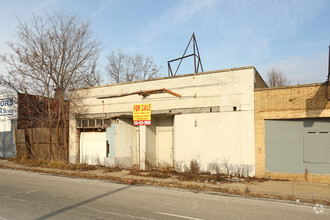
[0,0,329,85]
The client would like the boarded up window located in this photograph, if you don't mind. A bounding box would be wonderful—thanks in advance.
[89,119,95,127]
[304,132,330,163]
[77,119,103,128]
[81,119,88,127]
[96,119,102,127]
[104,119,111,127]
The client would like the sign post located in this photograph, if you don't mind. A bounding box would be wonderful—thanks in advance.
[133,104,151,170]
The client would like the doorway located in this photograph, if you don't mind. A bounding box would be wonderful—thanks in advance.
[156,127,173,167]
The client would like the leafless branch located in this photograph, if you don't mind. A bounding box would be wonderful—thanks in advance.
[0,11,102,161]
[266,67,291,87]
[106,49,161,83]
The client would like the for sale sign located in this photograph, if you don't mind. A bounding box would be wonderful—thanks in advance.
[133,103,151,126]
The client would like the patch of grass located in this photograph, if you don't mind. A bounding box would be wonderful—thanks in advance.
[103,167,122,172]
[20,158,48,167]
[10,157,98,171]
[128,164,176,178]
[129,168,143,176]
[66,163,98,171]
[147,171,169,179]
[158,165,176,174]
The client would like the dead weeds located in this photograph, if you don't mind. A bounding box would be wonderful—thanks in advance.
[1,158,329,207]
[8,158,272,183]
[9,157,98,171]
[147,171,170,179]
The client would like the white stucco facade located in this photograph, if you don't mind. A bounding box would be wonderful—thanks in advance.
[174,111,255,173]
[69,66,267,176]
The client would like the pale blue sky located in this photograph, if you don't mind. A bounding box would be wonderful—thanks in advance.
[0,0,329,84]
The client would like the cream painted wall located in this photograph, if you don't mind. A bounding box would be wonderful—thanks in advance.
[114,119,135,158]
[69,67,261,174]
[174,112,255,175]
[71,67,256,115]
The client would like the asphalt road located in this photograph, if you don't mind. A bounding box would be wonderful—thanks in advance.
[0,169,328,220]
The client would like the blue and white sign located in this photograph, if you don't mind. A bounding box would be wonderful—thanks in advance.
[0,95,17,132]
[0,97,15,116]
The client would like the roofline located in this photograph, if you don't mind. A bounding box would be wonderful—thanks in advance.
[73,66,256,91]
[253,68,268,87]
[254,82,328,91]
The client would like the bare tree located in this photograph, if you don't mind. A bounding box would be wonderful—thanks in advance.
[266,68,291,87]
[106,49,161,83]
[0,11,102,161]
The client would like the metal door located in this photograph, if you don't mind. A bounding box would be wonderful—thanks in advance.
[80,132,106,165]
[156,127,173,167]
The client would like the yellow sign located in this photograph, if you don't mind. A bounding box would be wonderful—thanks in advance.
[133,104,151,126]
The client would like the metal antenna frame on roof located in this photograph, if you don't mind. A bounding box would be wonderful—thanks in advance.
[168,33,204,77]
[326,45,330,100]
[327,45,330,83]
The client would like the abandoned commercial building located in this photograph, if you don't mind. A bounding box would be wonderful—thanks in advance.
[255,83,330,183]
[69,66,267,176]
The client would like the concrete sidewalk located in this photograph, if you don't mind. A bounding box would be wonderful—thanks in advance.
[0,159,329,206]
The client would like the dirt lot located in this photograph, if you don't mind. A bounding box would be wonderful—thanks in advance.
[0,158,329,207]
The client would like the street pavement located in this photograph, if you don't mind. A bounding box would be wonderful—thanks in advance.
[0,169,329,220]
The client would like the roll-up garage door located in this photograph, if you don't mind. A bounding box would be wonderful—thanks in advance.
[80,132,106,165]
[265,118,330,175]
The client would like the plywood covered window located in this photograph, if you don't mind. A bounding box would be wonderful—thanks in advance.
[304,132,330,163]
[77,119,103,128]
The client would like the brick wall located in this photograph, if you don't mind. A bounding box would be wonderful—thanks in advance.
[255,83,330,183]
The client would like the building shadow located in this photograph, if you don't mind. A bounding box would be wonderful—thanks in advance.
[304,83,330,127]
[35,185,132,220]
